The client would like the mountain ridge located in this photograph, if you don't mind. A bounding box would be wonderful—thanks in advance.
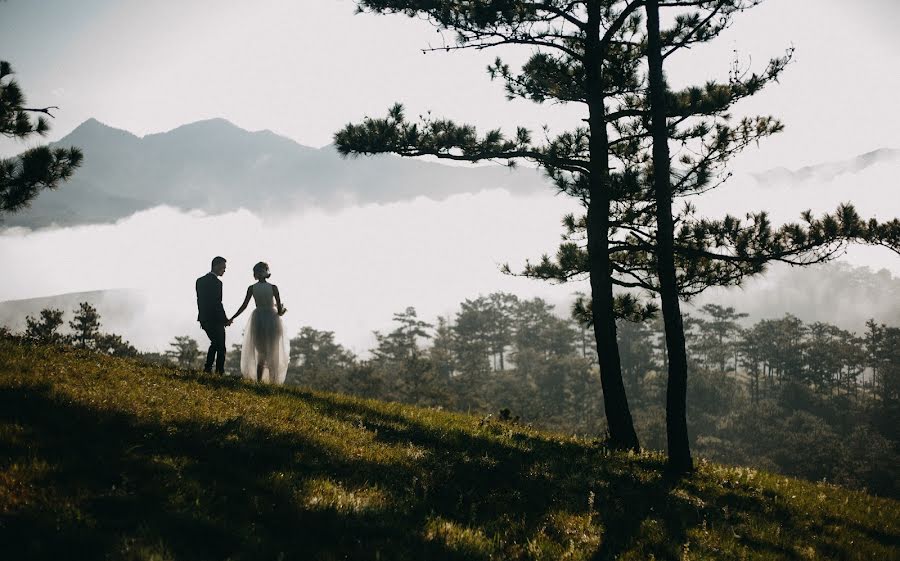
[750,147,900,184]
[4,118,551,229]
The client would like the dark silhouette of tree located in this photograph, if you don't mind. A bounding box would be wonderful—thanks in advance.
[643,0,897,473]
[335,0,647,451]
[645,0,694,473]
[335,0,898,460]
[24,304,137,356]
[69,302,101,350]
[94,333,138,357]
[0,61,82,217]
[511,0,898,472]
[24,308,64,343]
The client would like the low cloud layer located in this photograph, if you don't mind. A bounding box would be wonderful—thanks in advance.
[2,156,898,354]
[0,190,581,353]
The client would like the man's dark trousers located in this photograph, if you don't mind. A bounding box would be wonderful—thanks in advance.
[202,322,226,374]
[196,271,228,375]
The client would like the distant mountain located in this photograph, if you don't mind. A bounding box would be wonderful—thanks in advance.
[751,148,900,185]
[3,118,552,228]
[0,289,146,337]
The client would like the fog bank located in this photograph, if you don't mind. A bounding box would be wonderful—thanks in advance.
[0,190,580,353]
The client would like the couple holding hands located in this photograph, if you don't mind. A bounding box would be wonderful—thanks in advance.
[196,256,288,384]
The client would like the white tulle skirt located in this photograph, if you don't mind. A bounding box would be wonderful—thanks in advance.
[241,307,288,384]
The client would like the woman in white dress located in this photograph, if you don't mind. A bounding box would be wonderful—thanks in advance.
[230,262,288,384]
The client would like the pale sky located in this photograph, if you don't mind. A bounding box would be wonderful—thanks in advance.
[2,0,899,351]
[2,0,898,171]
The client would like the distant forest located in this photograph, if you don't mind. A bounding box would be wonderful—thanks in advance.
[12,291,899,498]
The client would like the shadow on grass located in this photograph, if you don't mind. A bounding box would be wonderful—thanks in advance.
[2,368,891,561]
[0,384,460,561]
[188,374,824,560]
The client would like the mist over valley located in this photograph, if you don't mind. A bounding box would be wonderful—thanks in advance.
[1,122,897,354]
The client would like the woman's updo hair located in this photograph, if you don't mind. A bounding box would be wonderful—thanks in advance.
[253,261,271,280]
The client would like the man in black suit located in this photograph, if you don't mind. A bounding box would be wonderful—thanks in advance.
[196,256,232,374]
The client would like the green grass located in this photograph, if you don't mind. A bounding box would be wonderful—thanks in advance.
[1,338,897,561]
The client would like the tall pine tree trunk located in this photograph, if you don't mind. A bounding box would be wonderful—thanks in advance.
[646,0,693,473]
[585,0,640,451]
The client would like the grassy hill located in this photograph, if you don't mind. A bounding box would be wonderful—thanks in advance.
[1,338,897,561]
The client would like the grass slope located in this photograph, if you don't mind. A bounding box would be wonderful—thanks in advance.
[1,339,897,561]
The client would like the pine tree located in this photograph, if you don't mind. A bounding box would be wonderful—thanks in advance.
[371,307,441,404]
[335,0,652,450]
[511,0,897,471]
[0,61,82,217]
[642,0,897,472]
[372,307,432,363]
[166,336,202,369]
[24,307,64,343]
[335,0,899,454]
[69,302,101,349]
[452,297,494,379]
[430,316,456,380]
[486,292,519,370]
[694,304,747,373]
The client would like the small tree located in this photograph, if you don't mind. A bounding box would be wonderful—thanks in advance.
[370,308,444,404]
[94,333,138,357]
[372,307,433,363]
[24,307,64,343]
[167,336,202,369]
[69,302,101,349]
[693,304,747,373]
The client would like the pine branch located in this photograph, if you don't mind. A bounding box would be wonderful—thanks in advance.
[20,106,60,117]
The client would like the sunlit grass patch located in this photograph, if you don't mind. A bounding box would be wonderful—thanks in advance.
[424,516,493,558]
[300,477,391,514]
